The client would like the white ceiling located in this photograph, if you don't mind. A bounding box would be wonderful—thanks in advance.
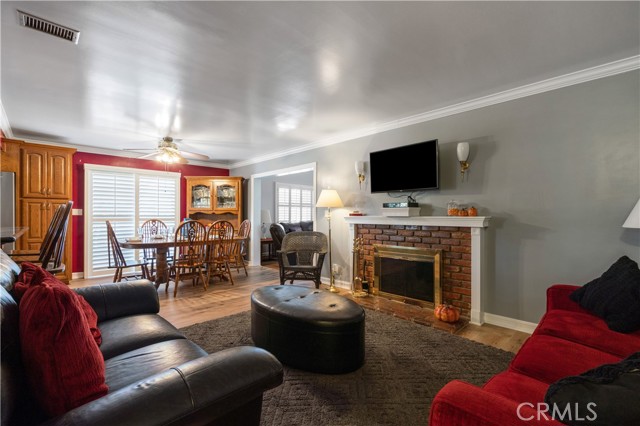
[2,1,639,167]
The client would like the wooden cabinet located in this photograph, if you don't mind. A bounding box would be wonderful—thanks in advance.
[1,138,24,173]
[21,145,73,199]
[213,179,241,213]
[13,142,76,283]
[185,176,243,229]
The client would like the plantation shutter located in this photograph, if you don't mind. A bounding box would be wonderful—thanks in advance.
[139,175,178,230]
[277,185,290,222]
[85,165,180,278]
[275,183,313,223]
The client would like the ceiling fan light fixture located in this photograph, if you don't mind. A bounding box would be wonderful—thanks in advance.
[159,150,184,164]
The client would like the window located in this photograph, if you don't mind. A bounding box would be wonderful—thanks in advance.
[276,183,313,223]
[84,164,180,278]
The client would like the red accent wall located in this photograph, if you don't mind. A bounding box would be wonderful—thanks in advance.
[72,152,229,274]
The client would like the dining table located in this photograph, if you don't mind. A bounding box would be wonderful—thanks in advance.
[119,234,246,286]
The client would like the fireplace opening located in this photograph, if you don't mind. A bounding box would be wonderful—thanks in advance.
[373,245,441,308]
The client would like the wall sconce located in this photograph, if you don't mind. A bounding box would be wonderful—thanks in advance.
[355,161,366,189]
[457,142,470,182]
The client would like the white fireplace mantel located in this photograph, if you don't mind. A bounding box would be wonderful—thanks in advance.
[344,215,491,325]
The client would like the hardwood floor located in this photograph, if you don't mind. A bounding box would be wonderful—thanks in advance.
[70,263,529,353]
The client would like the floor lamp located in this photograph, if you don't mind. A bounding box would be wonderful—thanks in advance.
[316,189,344,292]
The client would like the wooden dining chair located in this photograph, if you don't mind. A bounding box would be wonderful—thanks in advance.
[9,201,73,274]
[168,220,207,297]
[139,219,169,275]
[229,219,250,276]
[205,220,235,285]
[106,220,150,282]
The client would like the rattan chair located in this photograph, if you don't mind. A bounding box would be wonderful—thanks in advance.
[205,220,235,285]
[106,220,150,282]
[277,231,328,288]
[168,220,207,297]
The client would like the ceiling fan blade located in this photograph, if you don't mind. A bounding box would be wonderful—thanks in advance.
[179,150,210,160]
[123,148,157,152]
[138,152,161,159]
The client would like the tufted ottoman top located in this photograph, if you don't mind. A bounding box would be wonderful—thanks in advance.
[251,285,365,330]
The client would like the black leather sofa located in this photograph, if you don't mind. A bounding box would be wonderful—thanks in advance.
[0,250,283,426]
[269,221,313,251]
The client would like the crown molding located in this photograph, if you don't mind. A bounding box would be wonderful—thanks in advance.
[230,55,640,169]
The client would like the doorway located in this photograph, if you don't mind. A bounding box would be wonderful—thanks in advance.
[248,162,317,266]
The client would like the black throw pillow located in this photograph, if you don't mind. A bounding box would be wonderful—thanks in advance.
[545,352,640,426]
[569,256,640,333]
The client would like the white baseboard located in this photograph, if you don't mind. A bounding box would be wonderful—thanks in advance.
[71,272,84,280]
[483,312,538,334]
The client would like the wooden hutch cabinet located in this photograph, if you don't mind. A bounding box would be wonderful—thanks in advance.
[2,138,75,282]
[21,145,73,199]
[185,176,243,229]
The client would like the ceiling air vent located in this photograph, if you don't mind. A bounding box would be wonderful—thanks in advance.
[17,10,80,44]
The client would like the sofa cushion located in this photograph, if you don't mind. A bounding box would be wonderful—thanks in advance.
[19,276,108,417]
[510,335,620,384]
[13,261,52,300]
[105,339,207,391]
[280,221,314,233]
[483,371,550,404]
[535,310,640,358]
[14,262,102,345]
[98,314,186,360]
[570,256,640,333]
[545,352,640,426]
[281,222,303,233]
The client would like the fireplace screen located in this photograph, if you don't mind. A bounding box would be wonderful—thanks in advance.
[373,245,442,307]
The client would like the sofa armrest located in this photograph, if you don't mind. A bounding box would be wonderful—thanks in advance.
[74,280,159,322]
[546,284,586,313]
[429,380,563,426]
[41,346,283,426]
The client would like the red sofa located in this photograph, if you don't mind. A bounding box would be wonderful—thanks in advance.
[429,284,640,425]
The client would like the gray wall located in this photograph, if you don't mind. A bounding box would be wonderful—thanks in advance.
[232,71,640,323]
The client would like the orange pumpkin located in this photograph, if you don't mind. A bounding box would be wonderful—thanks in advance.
[434,303,461,323]
[434,304,445,319]
[468,206,478,216]
[458,208,469,217]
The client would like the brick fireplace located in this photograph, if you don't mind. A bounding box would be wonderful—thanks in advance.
[344,216,490,324]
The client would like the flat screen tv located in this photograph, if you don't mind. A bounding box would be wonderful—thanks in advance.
[369,139,439,193]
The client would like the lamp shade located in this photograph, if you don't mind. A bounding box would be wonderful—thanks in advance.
[457,142,470,162]
[261,209,272,223]
[355,161,365,175]
[316,189,344,208]
[623,198,640,228]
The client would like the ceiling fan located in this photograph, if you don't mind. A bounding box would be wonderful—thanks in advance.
[129,136,210,164]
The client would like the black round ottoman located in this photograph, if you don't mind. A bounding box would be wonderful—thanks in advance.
[251,285,365,374]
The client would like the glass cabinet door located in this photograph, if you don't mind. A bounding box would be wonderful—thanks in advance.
[191,184,211,209]
[214,182,238,210]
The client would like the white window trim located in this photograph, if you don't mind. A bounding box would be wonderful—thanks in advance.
[275,182,314,223]
[84,164,181,278]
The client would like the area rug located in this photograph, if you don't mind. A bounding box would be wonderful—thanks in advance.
[180,309,513,425]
